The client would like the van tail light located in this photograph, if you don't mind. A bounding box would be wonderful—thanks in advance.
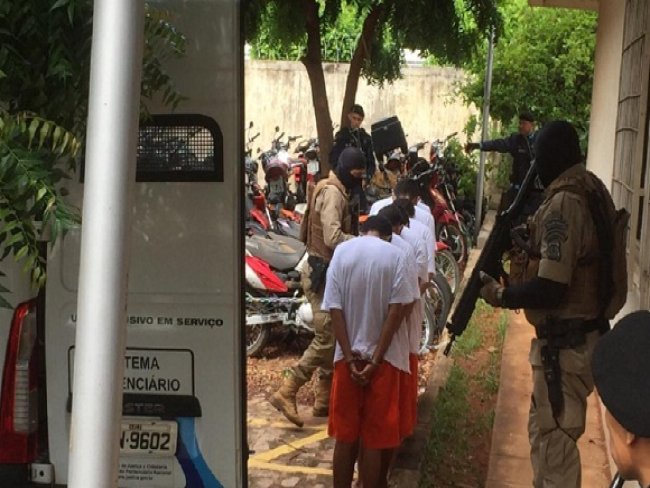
[0,301,39,463]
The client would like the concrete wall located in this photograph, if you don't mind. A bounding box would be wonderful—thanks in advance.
[244,60,478,157]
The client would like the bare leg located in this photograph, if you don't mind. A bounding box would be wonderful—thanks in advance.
[333,440,359,488]
[358,448,380,488]
[380,448,396,487]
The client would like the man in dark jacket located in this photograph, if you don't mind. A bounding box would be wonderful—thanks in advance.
[465,112,541,213]
[330,104,376,180]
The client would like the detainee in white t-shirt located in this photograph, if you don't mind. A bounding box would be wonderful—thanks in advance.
[322,215,412,488]
[378,204,423,439]
[395,198,435,278]
[393,178,436,241]
[368,179,436,241]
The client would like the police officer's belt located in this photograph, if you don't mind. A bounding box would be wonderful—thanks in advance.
[537,317,606,349]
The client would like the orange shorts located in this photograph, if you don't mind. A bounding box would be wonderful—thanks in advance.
[328,360,401,449]
[399,354,419,438]
[409,354,419,427]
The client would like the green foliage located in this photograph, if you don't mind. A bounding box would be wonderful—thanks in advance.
[0,1,186,305]
[247,0,502,83]
[0,112,81,302]
[444,137,479,199]
[454,299,490,356]
[460,0,597,132]
[420,364,470,475]
[0,2,185,134]
[249,2,359,62]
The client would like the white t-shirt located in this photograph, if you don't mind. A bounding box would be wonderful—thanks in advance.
[400,225,428,284]
[408,218,435,274]
[417,200,431,213]
[407,298,425,354]
[390,234,420,302]
[392,233,425,357]
[368,196,393,216]
[322,235,413,372]
[413,204,436,247]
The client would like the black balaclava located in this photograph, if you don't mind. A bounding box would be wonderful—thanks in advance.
[534,120,582,188]
[335,147,366,190]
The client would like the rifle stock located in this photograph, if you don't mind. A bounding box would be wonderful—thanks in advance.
[444,161,538,356]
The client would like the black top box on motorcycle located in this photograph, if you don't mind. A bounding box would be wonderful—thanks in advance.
[371,116,408,159]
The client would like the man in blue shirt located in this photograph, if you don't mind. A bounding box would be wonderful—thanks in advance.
[465,111,541,214]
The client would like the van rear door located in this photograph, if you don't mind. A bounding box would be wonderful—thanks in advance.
[44,1,244,486]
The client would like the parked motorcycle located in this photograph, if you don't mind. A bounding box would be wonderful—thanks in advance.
[435,241,461,296]
[429,133,478,248]
[294,138,320,203]
[408,138,470,273]
[244,229,313,356]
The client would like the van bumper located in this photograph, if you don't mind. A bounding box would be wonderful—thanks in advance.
[0,464,29,487]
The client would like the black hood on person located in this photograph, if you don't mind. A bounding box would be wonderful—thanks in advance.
[335,147,366,190]
[534,120,583,188]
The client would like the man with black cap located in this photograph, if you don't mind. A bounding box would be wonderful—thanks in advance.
[330,104,376,214]
[465,111,542,214]
[330,104,376,180]
[592,310,650,488]
[478,120,625,487]
[269,147,365,428]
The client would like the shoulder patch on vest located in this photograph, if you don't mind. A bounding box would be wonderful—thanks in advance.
[544,212,568,262]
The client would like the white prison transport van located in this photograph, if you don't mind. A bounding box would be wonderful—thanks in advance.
[0,1,245,486]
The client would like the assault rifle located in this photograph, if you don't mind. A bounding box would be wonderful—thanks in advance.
[444,161,539,356]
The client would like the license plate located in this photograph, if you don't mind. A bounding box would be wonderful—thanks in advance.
[120,420,177,457]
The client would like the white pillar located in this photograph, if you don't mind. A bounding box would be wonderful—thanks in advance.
[67,0,144,486]
[586,0,625,189]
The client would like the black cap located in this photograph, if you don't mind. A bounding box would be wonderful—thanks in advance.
[592,310,650,437]
[519,111,535,123]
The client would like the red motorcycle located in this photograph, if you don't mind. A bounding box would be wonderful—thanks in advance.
[408,138,469,273]
[293,138,320,204]
[244,230,312,357]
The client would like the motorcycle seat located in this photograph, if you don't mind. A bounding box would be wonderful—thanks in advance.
[246,233,306,272]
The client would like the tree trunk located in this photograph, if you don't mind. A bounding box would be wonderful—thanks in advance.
[339,5,384,129]
[301,0,334,177]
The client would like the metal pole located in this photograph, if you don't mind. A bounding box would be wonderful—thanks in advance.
[67,0,144,486]
[474,28,495,243]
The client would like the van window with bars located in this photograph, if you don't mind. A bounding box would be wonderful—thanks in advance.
[136,114,223,182]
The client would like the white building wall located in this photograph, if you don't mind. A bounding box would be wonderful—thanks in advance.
[586,0,626,189]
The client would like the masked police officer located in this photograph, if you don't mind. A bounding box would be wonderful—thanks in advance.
[479,121,624,487]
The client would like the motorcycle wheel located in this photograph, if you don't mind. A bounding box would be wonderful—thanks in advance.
[246,323,270,358]
[245,288,273,357]
[460,210,477,247]
[438,222,468,274]
[420,273,453,354]
[435,249,461,296]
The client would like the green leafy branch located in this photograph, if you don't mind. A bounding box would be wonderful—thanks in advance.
[0,112,81,305]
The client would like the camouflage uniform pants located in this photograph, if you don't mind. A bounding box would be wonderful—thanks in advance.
[528,330,600,488]
[291,265,334,383]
